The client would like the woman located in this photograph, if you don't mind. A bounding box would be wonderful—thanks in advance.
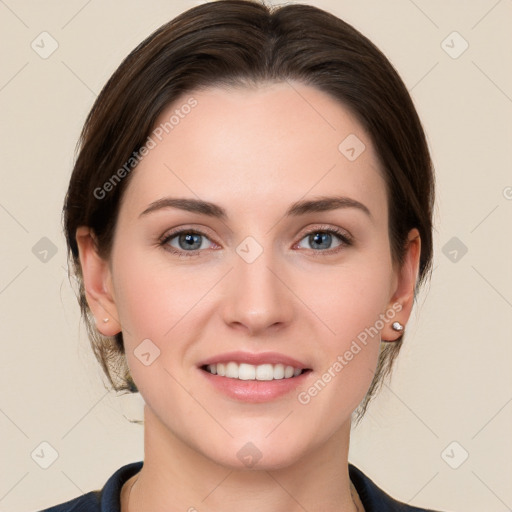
[39,0,443,510]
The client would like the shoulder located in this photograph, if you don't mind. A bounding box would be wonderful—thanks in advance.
[349,464,448,512]
[34,461,143,512]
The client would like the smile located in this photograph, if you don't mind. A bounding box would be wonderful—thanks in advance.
[198,351,312,401]
[203,362,305,380]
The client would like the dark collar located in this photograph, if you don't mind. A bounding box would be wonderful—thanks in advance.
[90,460,440,512]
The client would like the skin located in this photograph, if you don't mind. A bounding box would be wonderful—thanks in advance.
[76,81,420,512]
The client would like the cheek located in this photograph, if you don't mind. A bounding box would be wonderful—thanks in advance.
[110,247,225,386]
[111,246,204,340]
[294,258,393,411]
[302,257,394,344]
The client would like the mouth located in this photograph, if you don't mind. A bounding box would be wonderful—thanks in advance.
[197,351,313,402]
[201,362,312,381]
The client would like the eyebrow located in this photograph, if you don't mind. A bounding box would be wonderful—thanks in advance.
[139,195,372,221]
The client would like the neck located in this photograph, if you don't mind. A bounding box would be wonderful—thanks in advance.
[122,406,362,512]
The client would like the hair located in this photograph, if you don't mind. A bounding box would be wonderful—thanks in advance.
[63,0,434,422]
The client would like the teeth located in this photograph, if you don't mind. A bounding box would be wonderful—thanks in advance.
[226,362,239,378]
[205,362,304,380]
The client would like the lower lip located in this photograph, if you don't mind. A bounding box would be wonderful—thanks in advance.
[199,368,311,403]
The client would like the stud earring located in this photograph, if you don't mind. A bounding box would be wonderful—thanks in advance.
[391,321,404,332]
[103,318,109,323]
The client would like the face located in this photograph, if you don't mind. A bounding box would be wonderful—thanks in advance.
[80,81,419,470]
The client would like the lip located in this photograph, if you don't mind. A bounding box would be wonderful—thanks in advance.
[197,351,312,403]
[197,351,310,369]
[199,366,312,403]
[196,351,313,403]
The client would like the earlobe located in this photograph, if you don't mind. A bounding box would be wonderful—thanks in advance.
[75,227,121,337]
[382,228,421,342]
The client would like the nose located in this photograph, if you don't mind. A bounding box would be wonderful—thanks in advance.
[220,246,294,336]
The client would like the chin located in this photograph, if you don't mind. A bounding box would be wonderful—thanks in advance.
[200,433,312,472]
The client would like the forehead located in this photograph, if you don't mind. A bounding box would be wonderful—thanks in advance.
[121,81,387,218]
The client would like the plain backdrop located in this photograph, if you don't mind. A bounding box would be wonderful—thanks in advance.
[0,1,511,511]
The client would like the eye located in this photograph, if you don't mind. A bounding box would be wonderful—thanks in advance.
[159,225,352,258]
[295,227,352,254]
[160,229,217,257]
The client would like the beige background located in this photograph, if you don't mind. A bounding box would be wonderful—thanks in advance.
[1,0,511,511]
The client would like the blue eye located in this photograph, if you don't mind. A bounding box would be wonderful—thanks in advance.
[175,232,205,251]
[302,231,338,250]
[296,229,351,252]
[159,226,352,258]
[162,231,213,255]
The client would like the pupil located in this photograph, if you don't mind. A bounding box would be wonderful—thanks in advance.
[312,232,330,249]
[180,233,201,249]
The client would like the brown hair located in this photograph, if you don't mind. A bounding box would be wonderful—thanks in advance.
[63,0,434,421]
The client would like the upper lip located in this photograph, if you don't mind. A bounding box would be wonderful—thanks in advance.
[198,351,310,369]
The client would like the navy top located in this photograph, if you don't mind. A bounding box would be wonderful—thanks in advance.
[36,461,444,511]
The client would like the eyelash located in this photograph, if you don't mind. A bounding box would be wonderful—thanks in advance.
[159,225,353,258]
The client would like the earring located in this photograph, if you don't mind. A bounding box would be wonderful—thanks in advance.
[103,318,109,323]
[392,321,404,332]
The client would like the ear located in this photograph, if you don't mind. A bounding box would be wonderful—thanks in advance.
[382,228,421,341]
[75,226,121,337]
